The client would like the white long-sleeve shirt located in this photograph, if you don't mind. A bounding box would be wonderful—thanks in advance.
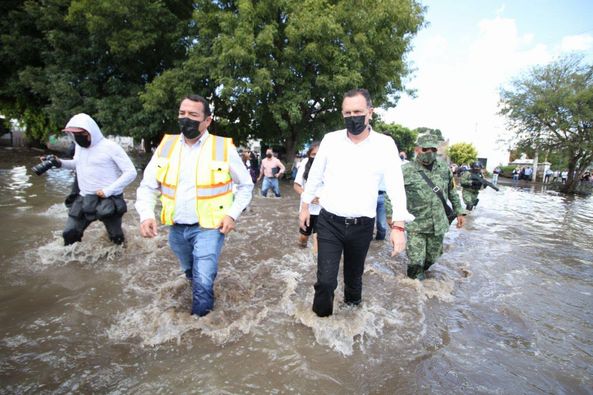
[302,128,413,222]
[294,157,321,215]
[60,113,137,197]
[135,131,254,224]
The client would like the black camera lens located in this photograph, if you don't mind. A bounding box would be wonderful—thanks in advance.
[32,160,55,175]
[32,155,59,176]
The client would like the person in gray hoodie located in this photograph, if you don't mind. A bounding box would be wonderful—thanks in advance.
[42,113,137,245]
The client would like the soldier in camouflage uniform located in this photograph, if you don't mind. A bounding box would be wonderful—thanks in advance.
[386,133,465,280]
[460,161,484,210]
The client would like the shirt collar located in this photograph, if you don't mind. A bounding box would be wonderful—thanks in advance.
[181,130,209,147]
[342,126,374,144]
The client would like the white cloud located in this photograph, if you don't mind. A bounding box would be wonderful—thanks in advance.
[381,15,558,169]
[560,34,593,52]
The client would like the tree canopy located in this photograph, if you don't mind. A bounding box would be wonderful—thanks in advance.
[499,54,593,193]
[1,0,425,154]
[448,142,478,166]
[374,120,417,158]
[141,0,425,155]
[0,0,193,143]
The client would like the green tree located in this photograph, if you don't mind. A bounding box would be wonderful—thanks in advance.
[374,120,417,158]
[448,142,478,166]
[141,0,425,155]
[499,54,593,193]
[0,0,192,144]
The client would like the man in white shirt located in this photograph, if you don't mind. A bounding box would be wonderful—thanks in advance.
[135,95,254,316]
[42,113,137,245]
[299,89,413,317]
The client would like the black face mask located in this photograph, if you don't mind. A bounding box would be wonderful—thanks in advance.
[178,117,202,139]
[344,115,368,135]
[266,153,273,158]
[74,133,91,148]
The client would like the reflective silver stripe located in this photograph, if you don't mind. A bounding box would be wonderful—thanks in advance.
[196,183,232,198]
[161,184,175,197]
[214,136,226,161]
[159,136,177,158]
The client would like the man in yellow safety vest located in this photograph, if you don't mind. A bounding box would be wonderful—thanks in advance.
[135,94,254,316]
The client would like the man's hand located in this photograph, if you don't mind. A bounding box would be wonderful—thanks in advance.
[390,227,406,257]
[218,215,236,234]
[456,215,465,228]
[40,155,62,167]
[299,205,310,231]
[311,197,320,205]
[96,189,106,198]
[140,219,158,238]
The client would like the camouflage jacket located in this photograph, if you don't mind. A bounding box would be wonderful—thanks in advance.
[386,159,464,235]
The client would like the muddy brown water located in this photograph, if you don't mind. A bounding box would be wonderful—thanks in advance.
[1,147,592,394]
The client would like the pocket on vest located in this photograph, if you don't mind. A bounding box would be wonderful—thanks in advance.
[210,161,230,184]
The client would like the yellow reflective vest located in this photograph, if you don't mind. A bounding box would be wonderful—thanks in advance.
[154,134,234,228]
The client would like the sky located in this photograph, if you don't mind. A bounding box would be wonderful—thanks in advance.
[379,0,593,169]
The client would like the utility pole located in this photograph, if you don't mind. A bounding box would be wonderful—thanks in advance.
[532,150,538,182]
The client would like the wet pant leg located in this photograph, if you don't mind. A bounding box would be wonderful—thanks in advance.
[62,216,92,245]
[262,177,278,197]
[423,233,444,271]
[168,224,225,316]
[271,178,281,197]
[190,227,225,316]
[342,221,373,304]
[101,215,125,245]
[169,225,194,275]
[261,177,270,196]
[406,231,427,279]
[313,212,343,317]
[313,211,373,316]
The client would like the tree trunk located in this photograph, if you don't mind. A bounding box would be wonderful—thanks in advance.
[284,129,298,177]
[561,158,578,194]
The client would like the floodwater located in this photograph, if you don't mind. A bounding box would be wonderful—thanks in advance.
[1,147,592,394]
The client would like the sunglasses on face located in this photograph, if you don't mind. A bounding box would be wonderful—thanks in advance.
[421,147,437,153]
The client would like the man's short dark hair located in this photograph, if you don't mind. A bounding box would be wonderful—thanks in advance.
[343,88,372,108]
[184,94,212,116]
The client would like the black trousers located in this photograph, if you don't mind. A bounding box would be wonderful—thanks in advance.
[63,214,124,245]
[313,209,374,317]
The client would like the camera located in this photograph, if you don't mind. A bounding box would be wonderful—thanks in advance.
[32,155,61,175]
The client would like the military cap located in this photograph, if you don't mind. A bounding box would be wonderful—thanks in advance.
[415,133,440,148]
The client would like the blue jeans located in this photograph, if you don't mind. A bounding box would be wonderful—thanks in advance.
[375,193,387,240]
[168,224,225,316]
[262,177,281,197]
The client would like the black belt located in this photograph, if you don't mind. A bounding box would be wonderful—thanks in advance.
[174,222,199,227]
[321,209,372,226]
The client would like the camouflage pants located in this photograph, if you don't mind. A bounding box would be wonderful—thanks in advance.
[462,189,480,206]
[406,232,444,279]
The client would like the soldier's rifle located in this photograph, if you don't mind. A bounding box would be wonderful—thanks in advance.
[471,173,500,191]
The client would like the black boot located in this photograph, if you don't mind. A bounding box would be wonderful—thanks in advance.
[466,204,473,211]
[407,265,425,280]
